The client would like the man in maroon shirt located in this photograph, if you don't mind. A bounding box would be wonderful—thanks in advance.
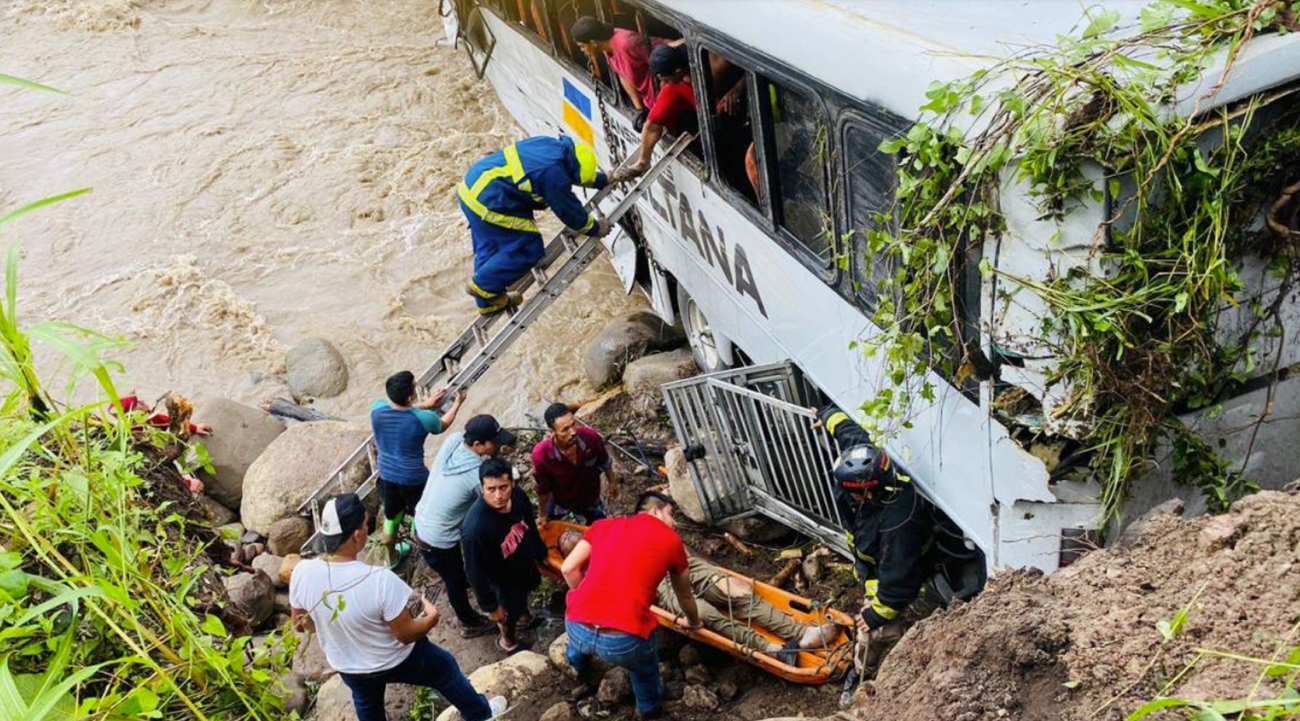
[560,492,701,719]
[532,403,619,526]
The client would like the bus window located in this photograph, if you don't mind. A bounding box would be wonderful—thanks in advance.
[761,78,832,261]
[565,4,682,112]
[554,0,604,72]
[500,0,552,45]
[701,48,760,207]
[843,119,898,310]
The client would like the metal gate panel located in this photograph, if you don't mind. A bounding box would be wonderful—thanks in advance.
[662,361,850,558]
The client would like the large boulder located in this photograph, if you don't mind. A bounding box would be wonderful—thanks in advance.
[223,569,275,628]
[250,553,284,586]
[267,517,312,556]
[435,651,550,721]
[291,630,334,682]
[664,445,707,524]
[582,311,684,386]
[279,553,303,587]
[239,421,370,535]
[285,338,349,398]
[313,673,416,721]
[623,349,698,395]
[194,399,285,509]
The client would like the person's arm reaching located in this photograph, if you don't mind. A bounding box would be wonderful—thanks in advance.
[560,539,592,589]
[633,122,667,172]
[536,164,610,237]
[387,597,440,644]
[619,73,645,111]
[669,570,702,629]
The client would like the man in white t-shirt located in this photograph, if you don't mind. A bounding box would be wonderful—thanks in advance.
[290,493,507,721]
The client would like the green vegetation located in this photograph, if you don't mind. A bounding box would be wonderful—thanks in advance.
[861,0,1300,522]
[0,245,292,720]
[1,71,287,721]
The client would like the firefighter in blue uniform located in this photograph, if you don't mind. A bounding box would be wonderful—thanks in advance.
[818,405,931,657]
[458,135,614,315]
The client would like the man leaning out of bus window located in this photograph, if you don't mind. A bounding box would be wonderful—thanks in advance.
[616,44,697,181]
[570,17,664,131]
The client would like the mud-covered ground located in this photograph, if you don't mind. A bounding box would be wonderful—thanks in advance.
[852,489,1300,721]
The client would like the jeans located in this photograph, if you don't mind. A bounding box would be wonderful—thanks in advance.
[564,621,662,715]
[339,637,490,721]
[419,543,482,626]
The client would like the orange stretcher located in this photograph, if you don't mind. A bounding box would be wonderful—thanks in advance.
[537,521,855,685]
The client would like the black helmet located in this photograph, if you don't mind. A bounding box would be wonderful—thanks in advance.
[833,444,892,492]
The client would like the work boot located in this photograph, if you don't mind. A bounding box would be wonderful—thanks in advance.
[467,283,523,316]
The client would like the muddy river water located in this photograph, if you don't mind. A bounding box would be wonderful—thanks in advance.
[1,0,644,422]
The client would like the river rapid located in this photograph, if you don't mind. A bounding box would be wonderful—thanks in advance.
[1,0,645,425]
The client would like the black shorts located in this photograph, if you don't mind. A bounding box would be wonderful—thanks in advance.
[378,479,426,520]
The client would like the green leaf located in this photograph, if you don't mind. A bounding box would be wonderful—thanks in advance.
[201,614,227,636]
[1082,8,1121,38]
[0,189,93,228]
[0,74,66,94]
[0,570,30,599]
[1125,697,1196,721]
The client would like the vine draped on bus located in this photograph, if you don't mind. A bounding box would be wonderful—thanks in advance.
[859,0,1300,524]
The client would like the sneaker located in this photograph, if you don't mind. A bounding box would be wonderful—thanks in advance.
[488,695,508,718]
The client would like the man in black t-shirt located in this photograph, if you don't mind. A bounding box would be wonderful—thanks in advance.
[462,457,546,655]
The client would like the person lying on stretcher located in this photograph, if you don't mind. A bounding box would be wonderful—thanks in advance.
[558,531,840,666]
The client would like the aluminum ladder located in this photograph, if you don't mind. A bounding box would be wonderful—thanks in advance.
[296,135,692,550]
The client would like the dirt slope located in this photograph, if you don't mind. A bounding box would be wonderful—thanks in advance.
[854,490,1300,721]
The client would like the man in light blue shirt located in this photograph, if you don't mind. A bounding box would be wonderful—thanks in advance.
[414,415,516,638]
[370,371,465,552]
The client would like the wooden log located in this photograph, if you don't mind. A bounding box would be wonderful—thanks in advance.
[266,398,339,423]
[723,532,754,557]
[769,558,801,589]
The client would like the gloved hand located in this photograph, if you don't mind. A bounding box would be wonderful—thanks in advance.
[633,107,649,132]
[590,218,613,238]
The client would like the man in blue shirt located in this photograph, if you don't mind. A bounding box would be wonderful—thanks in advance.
[371,371,465,554]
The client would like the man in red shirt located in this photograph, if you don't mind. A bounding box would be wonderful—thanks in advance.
[561,492,702,719]
[624,44,697,176]
[532,402,618,526]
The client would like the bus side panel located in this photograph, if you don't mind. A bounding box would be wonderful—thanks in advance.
[464,13,1071,572]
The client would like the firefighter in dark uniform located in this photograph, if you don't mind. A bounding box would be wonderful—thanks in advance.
[817,404,931,704]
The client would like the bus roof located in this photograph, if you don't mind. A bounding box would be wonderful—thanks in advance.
[652,0,1133,117]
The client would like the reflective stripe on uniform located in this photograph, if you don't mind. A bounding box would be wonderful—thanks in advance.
[825,412,851,436]
[458,143,541,233]
[864,578,879,598]
[467,279,497,299]
[870,597,899,620]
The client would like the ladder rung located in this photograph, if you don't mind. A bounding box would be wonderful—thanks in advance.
[531,266,548,284]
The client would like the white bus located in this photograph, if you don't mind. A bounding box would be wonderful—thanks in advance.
[440,0,1300,574]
